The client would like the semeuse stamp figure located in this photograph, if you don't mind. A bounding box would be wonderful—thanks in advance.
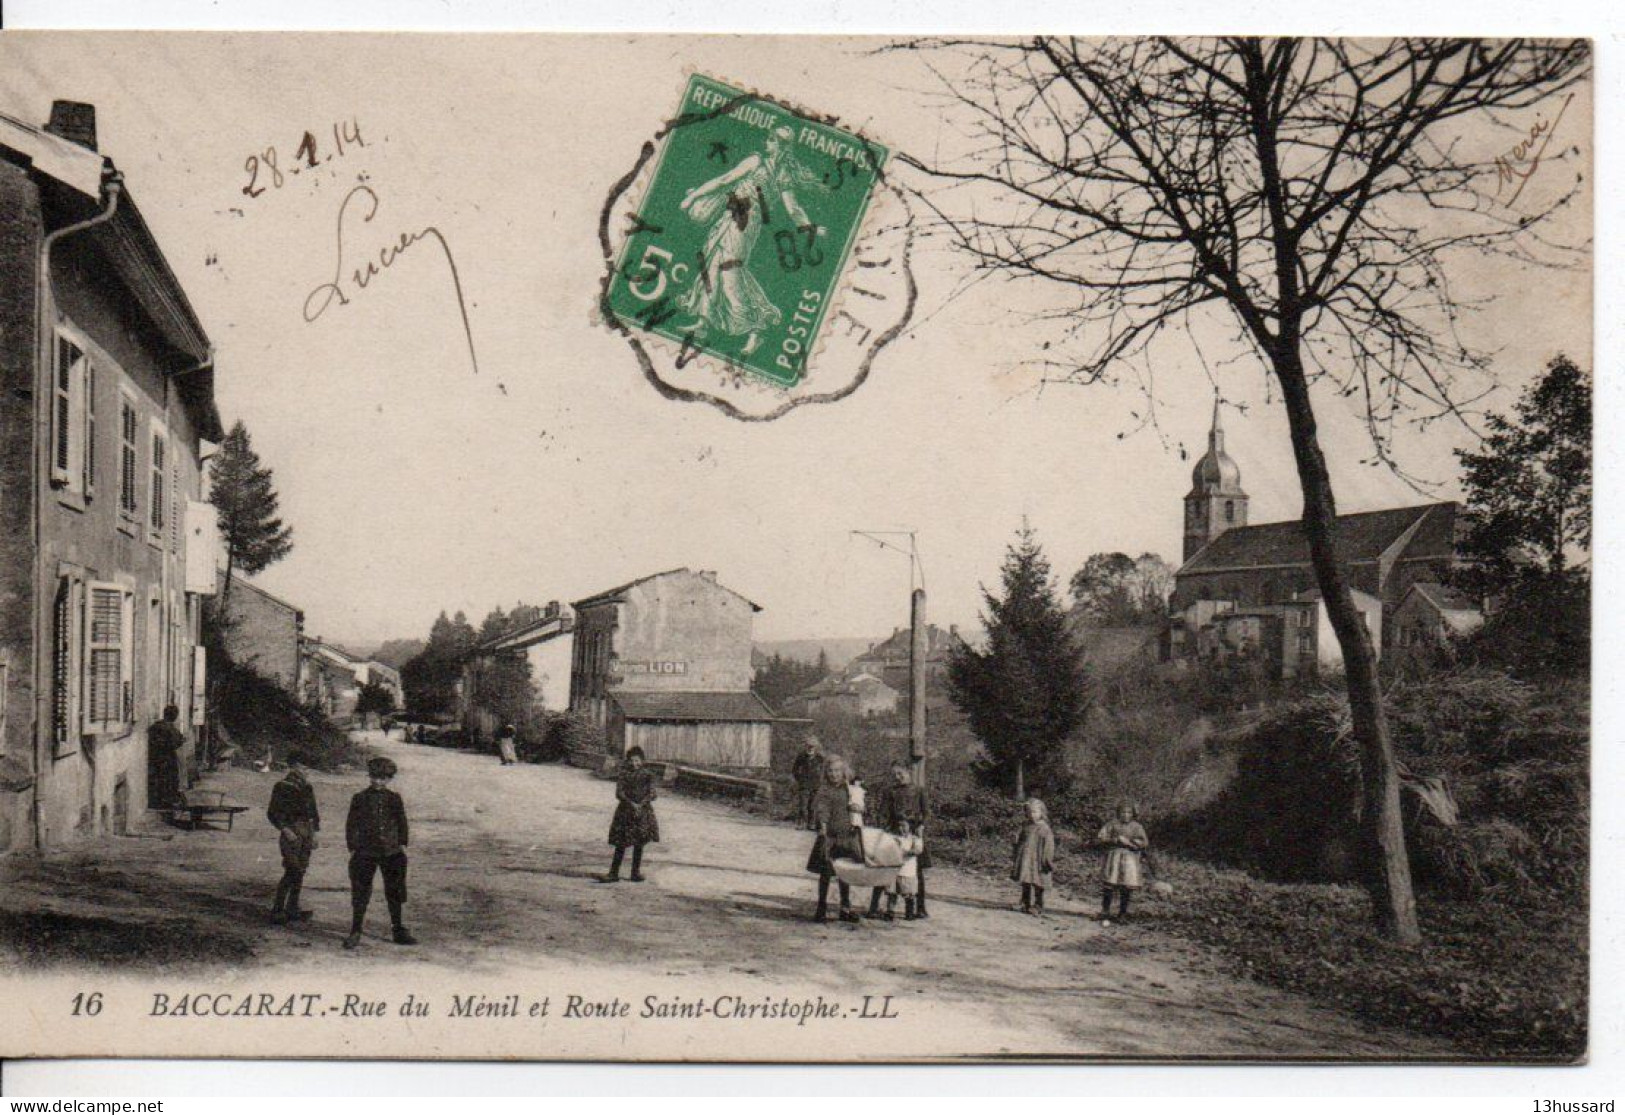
[605,74,888,387]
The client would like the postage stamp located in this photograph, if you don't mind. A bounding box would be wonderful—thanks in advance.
[604,74,890,388]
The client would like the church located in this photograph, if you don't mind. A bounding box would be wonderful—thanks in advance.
[1165,404,1470,678]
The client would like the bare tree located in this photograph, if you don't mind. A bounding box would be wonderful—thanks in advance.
[905,37,1588,941]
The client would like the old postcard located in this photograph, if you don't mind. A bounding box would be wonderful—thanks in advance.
[0,33,1592,1062]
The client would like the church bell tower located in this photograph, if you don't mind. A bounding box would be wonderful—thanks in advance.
[1183,400,1249,562]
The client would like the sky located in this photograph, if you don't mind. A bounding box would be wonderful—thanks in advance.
[0,34,1593,648]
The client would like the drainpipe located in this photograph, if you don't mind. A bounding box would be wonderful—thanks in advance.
[30,171,123,850]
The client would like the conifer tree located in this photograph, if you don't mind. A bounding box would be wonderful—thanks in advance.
[949,525,1087,797]
[209,420,293,611]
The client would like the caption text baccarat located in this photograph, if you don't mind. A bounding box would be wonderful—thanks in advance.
[136,990,898,1025]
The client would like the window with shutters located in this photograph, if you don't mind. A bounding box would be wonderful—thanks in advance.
[85,583,134,734]
[52,574,84,757]
[118,394,139,525]
[149,424,167,541]
[51,332,89,494]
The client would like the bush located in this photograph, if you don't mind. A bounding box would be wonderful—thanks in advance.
[1160,669,1588,905]
[212,657,367,772]
[516,710,600,764]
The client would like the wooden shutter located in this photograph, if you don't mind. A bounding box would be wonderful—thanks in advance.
[150,429,166,534]
[120,400,138,516]
[52,336,76,485]
[53,577,72,749]
[83,357,96,497]
[84,583,129,732]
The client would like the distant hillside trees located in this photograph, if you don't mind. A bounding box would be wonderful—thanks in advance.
[1069,551,1175,626]
[753,653,829,713]
[1456,356,1591,678]
[401,611,476,721]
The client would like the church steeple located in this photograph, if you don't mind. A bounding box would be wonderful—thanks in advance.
[1183,399,1249,561]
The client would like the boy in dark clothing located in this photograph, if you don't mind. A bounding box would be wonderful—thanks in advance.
[268,755,321,924]
[791,737,827,830]
[867,762,932,919]
[343,756,417,949]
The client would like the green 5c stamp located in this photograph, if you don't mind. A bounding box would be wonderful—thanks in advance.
[606,75,890,388]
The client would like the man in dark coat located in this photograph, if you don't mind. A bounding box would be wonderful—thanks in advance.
[268,754,321,924]
[147,705,187,809]
[344,755,417,949]
[867,761,933,919]
[790,736,827,830]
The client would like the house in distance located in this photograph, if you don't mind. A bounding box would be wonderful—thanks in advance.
[569,568,776,771]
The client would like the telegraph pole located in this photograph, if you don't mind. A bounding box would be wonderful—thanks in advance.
[851,530,927,787]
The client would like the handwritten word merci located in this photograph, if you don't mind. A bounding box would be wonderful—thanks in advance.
[687,85,878,171]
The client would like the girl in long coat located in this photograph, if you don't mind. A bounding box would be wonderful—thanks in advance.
[1012,797,1056,915]
[1097,803,1150,921]
[806,757,862,923]
[601,747,659,883]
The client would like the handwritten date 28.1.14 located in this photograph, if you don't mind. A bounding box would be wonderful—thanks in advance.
[242,119,365,199]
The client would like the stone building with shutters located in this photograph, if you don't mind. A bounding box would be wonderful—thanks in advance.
[0,102,223,853]
[570,569,776,770]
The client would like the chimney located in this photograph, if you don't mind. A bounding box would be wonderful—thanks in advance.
[698,570,717,582]
[45,101,98,151]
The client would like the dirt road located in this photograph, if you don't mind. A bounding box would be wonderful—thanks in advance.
[1,732,1455,1061]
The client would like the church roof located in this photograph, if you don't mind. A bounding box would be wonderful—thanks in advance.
[1179,502,1459,575]
[1189,400,1245,496]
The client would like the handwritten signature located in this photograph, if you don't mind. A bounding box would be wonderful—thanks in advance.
[1494,93,1576,208]
[303,184,479,375]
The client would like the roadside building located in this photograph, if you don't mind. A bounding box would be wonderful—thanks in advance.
[1389,582,1485,666]
[0,102,224,852]
[570,569,775,770]
[215,575,303,693]
[299,640,363,721]
[461,601,574,741]
[847,623,963,693]
[786,671,900,720]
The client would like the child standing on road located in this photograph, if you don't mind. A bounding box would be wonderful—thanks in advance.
[887,821,925,921]
[267,753,320,925]
[600,746,660,883]
[1012,797,1055,916]
[496,723,519,767]
[806,757,862,923]
[1098,803,1150,923]
[847,775,867,829]
[343,756,417,950]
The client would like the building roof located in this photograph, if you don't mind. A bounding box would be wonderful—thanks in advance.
[0,108,224,441]
[221,574,304,620]
[797,672,898,700]
[1406,582,1481,615]
[574,567,762,612]
[1190,400,1245,496]
[1179,503,1458,576]
[855,623,962,662]
[611,690,777,722]
[477,611,574,654]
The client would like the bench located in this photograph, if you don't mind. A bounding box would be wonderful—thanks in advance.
[156,789,250,832]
